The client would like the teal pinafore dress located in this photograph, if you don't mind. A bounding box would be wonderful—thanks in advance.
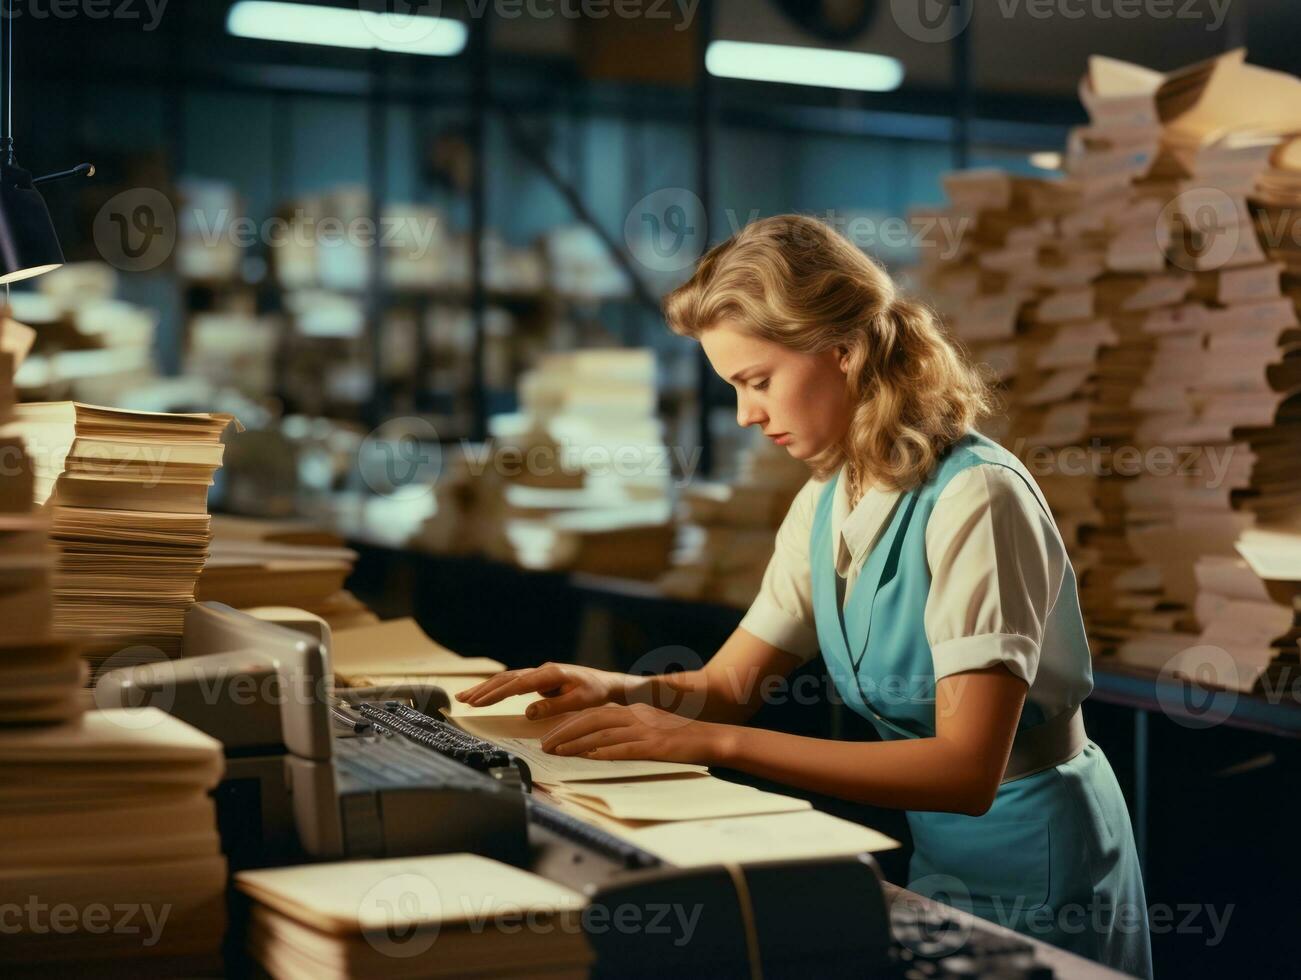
[811,432,1152,977]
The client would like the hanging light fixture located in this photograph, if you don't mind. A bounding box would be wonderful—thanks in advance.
[0,0,94,284]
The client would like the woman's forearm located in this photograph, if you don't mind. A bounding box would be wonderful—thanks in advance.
[622,669,759,725]
[710,724,999,816]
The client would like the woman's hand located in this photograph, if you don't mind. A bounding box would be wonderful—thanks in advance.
[455,662,630,721]
[538,703,735,766]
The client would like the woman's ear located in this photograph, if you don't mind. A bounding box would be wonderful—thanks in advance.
[836,345,852,375]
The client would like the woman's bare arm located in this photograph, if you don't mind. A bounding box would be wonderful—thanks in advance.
[457,626,805,725]
[542,664,1028,816]
[625,626,808,725]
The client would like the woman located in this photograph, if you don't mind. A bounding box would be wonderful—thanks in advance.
[459,215,1152,977]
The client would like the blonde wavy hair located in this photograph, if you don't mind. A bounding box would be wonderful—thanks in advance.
[665,214,993,492]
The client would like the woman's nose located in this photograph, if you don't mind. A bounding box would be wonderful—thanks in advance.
[736,393,766,428]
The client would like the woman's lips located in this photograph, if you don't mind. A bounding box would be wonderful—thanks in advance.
[768,433,791,446]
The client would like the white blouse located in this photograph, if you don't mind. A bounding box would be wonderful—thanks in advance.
[738,461,1093,717]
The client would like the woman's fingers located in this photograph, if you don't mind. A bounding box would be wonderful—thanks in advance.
[582,741,656,761]
[547,724,641,756]
[539,705,633,752]
[455,671,521,703]
[526,689,602,720]
[462,665,563,706]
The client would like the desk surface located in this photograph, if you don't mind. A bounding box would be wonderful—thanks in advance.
[337,535,1301,739]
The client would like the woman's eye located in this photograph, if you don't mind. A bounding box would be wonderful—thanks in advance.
[752,379,770,391]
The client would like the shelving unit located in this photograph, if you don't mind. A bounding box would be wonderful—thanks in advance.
[34,3,1082,471]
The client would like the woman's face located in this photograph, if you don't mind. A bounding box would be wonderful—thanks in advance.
[700,319,854,460]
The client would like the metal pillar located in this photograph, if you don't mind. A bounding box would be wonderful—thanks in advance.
[694,0,716,476]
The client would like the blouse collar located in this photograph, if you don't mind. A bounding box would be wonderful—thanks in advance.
[832,463,903,577]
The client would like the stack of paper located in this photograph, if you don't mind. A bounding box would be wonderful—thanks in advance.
[544,774,811,824]
[915,50,1301,678]
[416,349,676,579]
[200,514,376,632]
[1,401,235,671]
[0,321,83,723]
[10,263,158,405]
[237,854,592,980]
[1166,529,1301,692]
[0,708,227,970]
[660,436,808,607]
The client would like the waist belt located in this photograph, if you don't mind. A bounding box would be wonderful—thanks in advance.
[1002,706,1086,783]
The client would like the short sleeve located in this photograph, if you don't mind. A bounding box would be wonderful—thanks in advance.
[923,464,1067,687]
[738,477,824,662]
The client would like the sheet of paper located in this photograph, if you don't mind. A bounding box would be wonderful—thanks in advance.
[455,715,708,783]
[331,618,505,675]
[545,774,811,822]
[236,854,586,935]
[623,810,900,867]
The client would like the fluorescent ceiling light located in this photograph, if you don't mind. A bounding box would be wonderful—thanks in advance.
[1029,151,1062,170]
[227,1,467,56]
[706,40,903,93]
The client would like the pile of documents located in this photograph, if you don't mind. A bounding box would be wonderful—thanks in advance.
[0,708,228,971]
[915,49,1301,689]
[416,349,677,579]
[9,262,159,405]
[0,319,83,723]
[660,437,808,607]
[199,515,376,632]
[238,854,592,979]
[1,400,235,672]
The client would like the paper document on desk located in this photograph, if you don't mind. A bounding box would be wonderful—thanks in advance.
[623,810,899,867]
[344,672,541,718]
[546,774,812,822]
[454,715,708,783]
[331,618,505,677]
[237,854,587,933]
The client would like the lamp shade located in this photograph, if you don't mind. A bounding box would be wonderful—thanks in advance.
[0,158,64,284]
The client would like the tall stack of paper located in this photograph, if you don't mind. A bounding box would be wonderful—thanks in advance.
[1136,529,1301,692]
[0,320,83,723]
[238,854,592,980]
[660,437,807,607]
[2,401,235,672]
[0,708,227,971]
[915,50,1301,681]
[471,349,674,579]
